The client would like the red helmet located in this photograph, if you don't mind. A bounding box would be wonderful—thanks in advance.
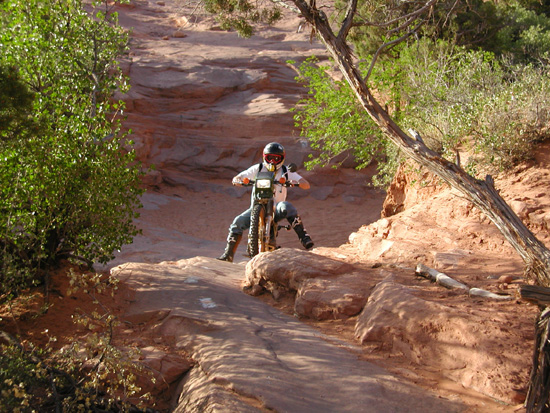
[263,142,285,170]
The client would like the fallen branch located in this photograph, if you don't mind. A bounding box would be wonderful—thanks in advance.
[415,263,513,300]
[469,288,513,300]
[415,263,469,290]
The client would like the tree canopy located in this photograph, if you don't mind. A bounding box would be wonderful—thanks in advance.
[0,0,143,297]
[0,1,153,410]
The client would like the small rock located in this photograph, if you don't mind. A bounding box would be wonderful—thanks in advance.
[509,200,528,219]
[173,30,187,38]
[498,275,515,284]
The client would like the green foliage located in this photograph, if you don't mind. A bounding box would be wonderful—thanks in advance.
[292,36,550,185]
[346,0,550,64]
[491,2,550,63]
[0,0,143,297]
[290,57,396,186]
[0,65,36,141]
[389,39,550,171]
[0,344,49,411]
[0,273,153,412]
[201,0,282,37]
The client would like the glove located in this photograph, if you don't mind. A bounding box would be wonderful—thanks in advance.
[233,177,250,186]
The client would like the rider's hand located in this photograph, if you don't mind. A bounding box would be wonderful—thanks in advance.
[232,177,249,186]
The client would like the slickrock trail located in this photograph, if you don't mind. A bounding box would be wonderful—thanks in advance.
[113,257,462,412]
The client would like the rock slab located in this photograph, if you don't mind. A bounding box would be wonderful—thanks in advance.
[113,257,462,412]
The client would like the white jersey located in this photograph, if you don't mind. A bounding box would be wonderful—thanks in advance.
[233,163,303,205]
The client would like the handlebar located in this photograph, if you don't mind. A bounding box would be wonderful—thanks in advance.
[234,180,299,187]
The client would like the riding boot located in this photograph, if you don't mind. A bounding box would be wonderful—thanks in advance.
[217,233,242,263]
[289,216,314,250]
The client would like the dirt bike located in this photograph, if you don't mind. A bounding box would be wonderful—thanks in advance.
[244,163,298,258]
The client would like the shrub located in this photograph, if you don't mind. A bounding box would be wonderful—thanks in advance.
[0,0,143,297]
[0,269,153,412]
[291,39,550,185]
[394,39,550,171]
[290,57,395,186]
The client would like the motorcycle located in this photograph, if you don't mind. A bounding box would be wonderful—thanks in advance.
[244,163,298,258]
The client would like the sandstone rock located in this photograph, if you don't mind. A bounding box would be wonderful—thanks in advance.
[294,273,371,320]
[244,248,353,291]
[355,276,530,404]
[509,199,529,219]
[142,168,163,187]
[173,367,260,413]
[245,249,379,320]
[497,274,517,284]
[139,346,193,386]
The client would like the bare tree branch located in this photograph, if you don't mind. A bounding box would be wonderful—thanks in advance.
[364,20,424,82]
[353,0,437,29]
[337,0,357,41]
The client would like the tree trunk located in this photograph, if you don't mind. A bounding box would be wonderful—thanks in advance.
[525,307,550,412]
[521,285,550,307]
[292,0,550,286]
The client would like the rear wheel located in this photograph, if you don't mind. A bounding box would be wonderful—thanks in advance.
[249,204,269,257]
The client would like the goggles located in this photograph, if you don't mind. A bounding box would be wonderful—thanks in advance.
[264,154,283,164]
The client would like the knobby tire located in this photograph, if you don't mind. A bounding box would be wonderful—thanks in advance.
[249,204,267,258]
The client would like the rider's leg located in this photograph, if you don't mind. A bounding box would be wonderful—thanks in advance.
[218,209,251,262]
[217,233,242,263]
[276,202,314,250]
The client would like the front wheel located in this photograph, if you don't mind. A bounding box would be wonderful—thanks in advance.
[249,204,270,257]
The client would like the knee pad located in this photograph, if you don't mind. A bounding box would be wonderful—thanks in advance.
[276,201,297,221]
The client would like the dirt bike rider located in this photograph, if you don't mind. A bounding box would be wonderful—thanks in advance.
[217,142,314,263]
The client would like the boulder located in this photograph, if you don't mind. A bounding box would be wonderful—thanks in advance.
[355,276,530,404]
[245,249,376,320]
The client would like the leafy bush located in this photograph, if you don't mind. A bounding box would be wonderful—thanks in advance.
[291,38,550,184]
[290,57,397,186]
[288,0,550,184]
[198,0,282,37]
[0,0,143,297]
[393,39,550,171]
[0,270,153,412]
[490,2,550,63]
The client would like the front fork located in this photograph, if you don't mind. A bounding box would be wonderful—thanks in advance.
[264,200,276,251]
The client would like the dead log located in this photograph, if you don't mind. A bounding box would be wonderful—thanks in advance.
[469,287,513,301]
[415,263,469,290]
[415,263,513,300]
